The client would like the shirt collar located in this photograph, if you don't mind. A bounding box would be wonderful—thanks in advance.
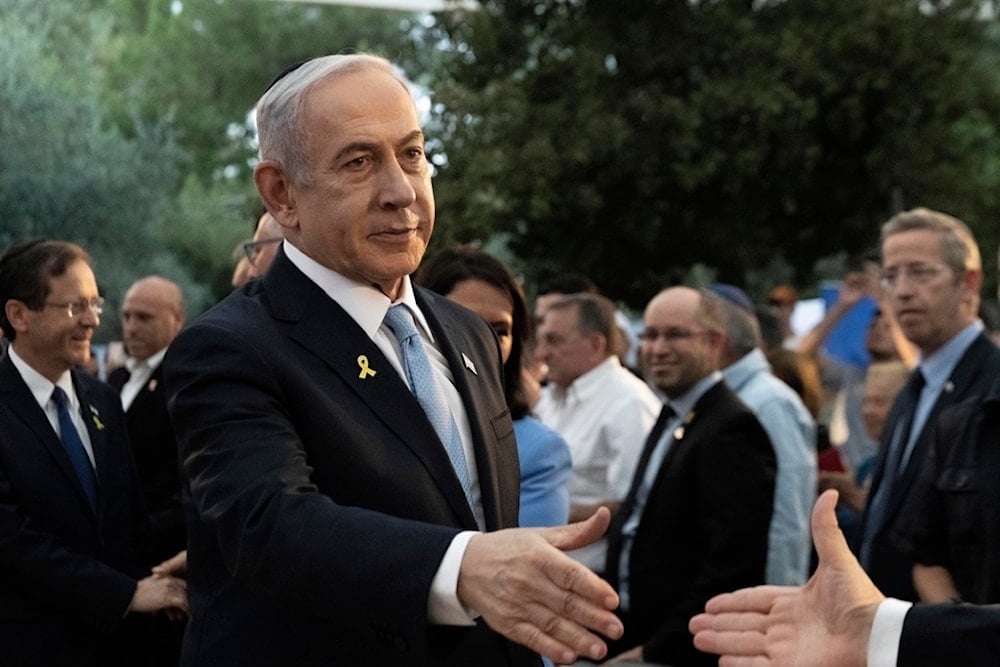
[8,345,74,411]
[126,347,167,373]
[919,320,984,391]
[666,371,723,421]
[284,242,433,342]
[557,356,624,403]
[721,348,769,391]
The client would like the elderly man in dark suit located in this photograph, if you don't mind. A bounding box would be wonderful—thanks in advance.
[603,286,776,665]
[857,208,1000,601]
[163,53,622,667]
[0,240,187,666]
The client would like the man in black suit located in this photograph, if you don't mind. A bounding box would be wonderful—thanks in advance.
[0,240,187,666]
[690,489,1000,667]
[897,241,1000,605]
[107,275,186,666]
[857,208,1000,601]
[108,275,186,561]
[603,286,776,665]
[163,54,622,667]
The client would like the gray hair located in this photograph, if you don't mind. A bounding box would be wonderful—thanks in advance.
[547,292,621,359]
[880,207,982,275]
[255,54,414,186]
[716,297,762,358]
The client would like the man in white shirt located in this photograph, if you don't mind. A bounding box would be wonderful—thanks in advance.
[534,292,662,572]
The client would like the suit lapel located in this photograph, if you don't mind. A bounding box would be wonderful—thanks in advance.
[885,335,996,520]
[0,359,97,518]
[415,288,505,530]
[654,384,722,482]
[74,372,111,517]
[125,365,164,417]
[265,256,478,528]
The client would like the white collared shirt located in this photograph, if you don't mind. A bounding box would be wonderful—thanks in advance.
[120,347,167,412]
[535,355,662,570]
[8,346,96,467]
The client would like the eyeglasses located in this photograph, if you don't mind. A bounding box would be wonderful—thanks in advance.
[637,327,711,344]
[880,263,950,289]
[242,238,282,265]
[44,297,105,319]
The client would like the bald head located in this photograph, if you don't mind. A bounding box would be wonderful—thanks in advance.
[122,276,185,362]
[247,212,284,281]
[640,286,724,398]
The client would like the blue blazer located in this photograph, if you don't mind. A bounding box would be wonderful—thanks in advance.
[164,250,538,666]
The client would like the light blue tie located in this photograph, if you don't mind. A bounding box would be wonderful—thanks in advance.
[383,305,474,510]
[51,386,98,510]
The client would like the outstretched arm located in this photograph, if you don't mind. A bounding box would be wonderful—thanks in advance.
[458,508,623,665]
[688,490,884,666]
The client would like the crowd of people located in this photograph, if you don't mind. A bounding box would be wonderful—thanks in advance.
[1,52,999,666]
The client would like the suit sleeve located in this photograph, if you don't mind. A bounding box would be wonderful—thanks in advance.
[164,320,461,631]
[0,406,137,632]
[898,603,1000,666]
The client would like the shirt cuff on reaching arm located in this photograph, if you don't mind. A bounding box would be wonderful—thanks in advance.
[868,598,912,667]
[426,530,478,626]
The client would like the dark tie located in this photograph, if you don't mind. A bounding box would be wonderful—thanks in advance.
[860,369,925,567]
[623,402,677,505]
[51,386,98,510]
[383,305,474,510]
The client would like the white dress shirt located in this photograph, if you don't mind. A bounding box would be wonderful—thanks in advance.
[535,355,662,570]
[8,346,97,468]
[119,347,167,411]
[869,598,911,666]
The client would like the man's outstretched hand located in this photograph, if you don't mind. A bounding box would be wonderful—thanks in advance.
[458,507,623,665]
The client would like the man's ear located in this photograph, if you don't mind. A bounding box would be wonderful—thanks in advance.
[961,267,983,294]
[254,161,298,231]
[588,332,608,357]
[4,299,30,335]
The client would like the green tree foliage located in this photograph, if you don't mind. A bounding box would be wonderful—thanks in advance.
[93,0,422,303]
[0,0,188,340]
[2,0,421,318]
[99,0,422,182]
[422,0,1000,307]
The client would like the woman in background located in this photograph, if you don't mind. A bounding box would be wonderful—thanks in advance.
[416,246,572,527]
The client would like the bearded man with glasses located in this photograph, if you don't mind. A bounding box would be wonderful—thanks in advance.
[602,286,776,666]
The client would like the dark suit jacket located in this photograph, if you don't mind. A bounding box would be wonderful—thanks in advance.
[0,356,146,666]
[896,375,1000,604]
[859,333,1000,600]
[605,381,776,666]
[108,363,185,561]
[898,603,1000,666]
[163,251,536,666]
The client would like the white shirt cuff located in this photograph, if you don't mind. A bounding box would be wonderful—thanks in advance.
[868,598,912,667]
[427,531,478,626]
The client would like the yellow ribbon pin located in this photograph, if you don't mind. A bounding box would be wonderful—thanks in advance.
[357,355,376,379]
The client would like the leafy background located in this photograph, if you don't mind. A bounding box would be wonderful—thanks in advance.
[2,0,998,341]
